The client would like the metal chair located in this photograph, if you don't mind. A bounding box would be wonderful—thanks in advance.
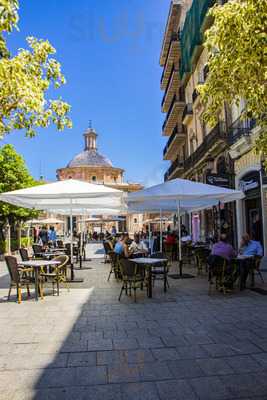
[5,256,43,303]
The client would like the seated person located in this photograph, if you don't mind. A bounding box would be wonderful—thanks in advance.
[114,235,131,258]
[211,234,236,261]
[129,234,148,254]
[238,233,263,290]
[239,233,263,256]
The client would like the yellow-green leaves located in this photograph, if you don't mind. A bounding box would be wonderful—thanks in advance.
[199,0,267,131]
[0,0,72,138]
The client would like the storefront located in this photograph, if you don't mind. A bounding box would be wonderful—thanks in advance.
[236,168,265,251]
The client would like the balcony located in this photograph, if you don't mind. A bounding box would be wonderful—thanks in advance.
[160,32,181,91]
[182,103,193,124]
[162,91,185,136]
[160,2,182,67]
[228,118,257,159]
[184,122,227,172]
[161,64,179,113]
[164,156,184,181]
[163,125,186,161]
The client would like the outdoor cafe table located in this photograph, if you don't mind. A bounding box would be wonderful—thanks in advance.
[18,260,60,301]
[130,257,168,298]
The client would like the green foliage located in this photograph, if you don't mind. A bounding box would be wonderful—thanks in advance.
[0,0,72,138]
[0,144,39,222]
[199,0,267,131]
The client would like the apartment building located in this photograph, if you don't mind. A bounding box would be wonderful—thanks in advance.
[160,0,267,251]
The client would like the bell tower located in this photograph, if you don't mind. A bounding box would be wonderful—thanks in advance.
[84,122,97,151]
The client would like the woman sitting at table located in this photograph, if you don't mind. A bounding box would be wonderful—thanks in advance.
[114,235,131,258]
[129,234,148,255]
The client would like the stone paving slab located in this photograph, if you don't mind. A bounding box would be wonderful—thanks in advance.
[0,254,267,399]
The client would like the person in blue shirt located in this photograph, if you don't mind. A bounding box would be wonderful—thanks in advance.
[239,233,263,289]
[114,234,130,258]
[240,233,263,256]
[48,226,57,246]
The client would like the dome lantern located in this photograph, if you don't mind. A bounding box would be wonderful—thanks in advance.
[84,128,97,151]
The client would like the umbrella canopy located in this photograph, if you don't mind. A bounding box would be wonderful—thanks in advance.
[38,217,65,224]
[127,178,244,204]
[127,199,221,214]
[0,179,124,212]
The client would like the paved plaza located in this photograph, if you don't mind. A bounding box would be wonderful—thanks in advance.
[1,246,267,400]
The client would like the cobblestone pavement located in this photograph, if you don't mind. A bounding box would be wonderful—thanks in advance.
[1,249,267,400]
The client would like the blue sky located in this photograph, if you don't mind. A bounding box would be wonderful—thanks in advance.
[1,0,170,186]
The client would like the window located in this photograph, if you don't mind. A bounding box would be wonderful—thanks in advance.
[92,176,96,182]
[134,218,137,224]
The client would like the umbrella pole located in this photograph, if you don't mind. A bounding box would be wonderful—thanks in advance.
[160,209,163,253]
[79,211,83,269]
[148,222,151,253]
[70,201,74,279]
[177,201,182,276]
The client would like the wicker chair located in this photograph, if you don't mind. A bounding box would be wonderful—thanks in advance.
[56,240,64,248]
[118,258,145,302]
[194,247,211,275]
[19,247,30,262]
[32,244,44,258]
[103,241,113,263]
[150,252,169,288]
[208,255,228,294]
[254,256,264,284]
[40,255,70,296]
[107,251,120,281]
[5,256,43,303]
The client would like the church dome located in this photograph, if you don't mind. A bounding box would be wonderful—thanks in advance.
[67,128,113,168]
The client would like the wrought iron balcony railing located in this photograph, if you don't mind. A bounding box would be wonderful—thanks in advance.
[162,90,185,132]
[228,117,256,145]
[163,125,186,157]
[184,122,227,171]
[164,156,184,181]
[161,63,178,108]
[160,31,181,85]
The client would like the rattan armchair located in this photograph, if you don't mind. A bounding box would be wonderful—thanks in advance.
[5,256,43,303]
[40,254,70,296]
[118,258,145,302]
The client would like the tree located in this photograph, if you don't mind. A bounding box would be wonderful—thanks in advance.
[199,0,267,140]
[0,0,72,138]
[0,144,39,246]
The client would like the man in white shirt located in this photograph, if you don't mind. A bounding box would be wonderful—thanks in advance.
[129,234,148,254]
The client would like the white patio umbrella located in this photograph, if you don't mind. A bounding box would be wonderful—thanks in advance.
[127,178,244,273]
[0,179,124,266]
[38,217,65,225]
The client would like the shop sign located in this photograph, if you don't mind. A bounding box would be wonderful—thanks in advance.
[206,174,230,188]
[239,172,260,193]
